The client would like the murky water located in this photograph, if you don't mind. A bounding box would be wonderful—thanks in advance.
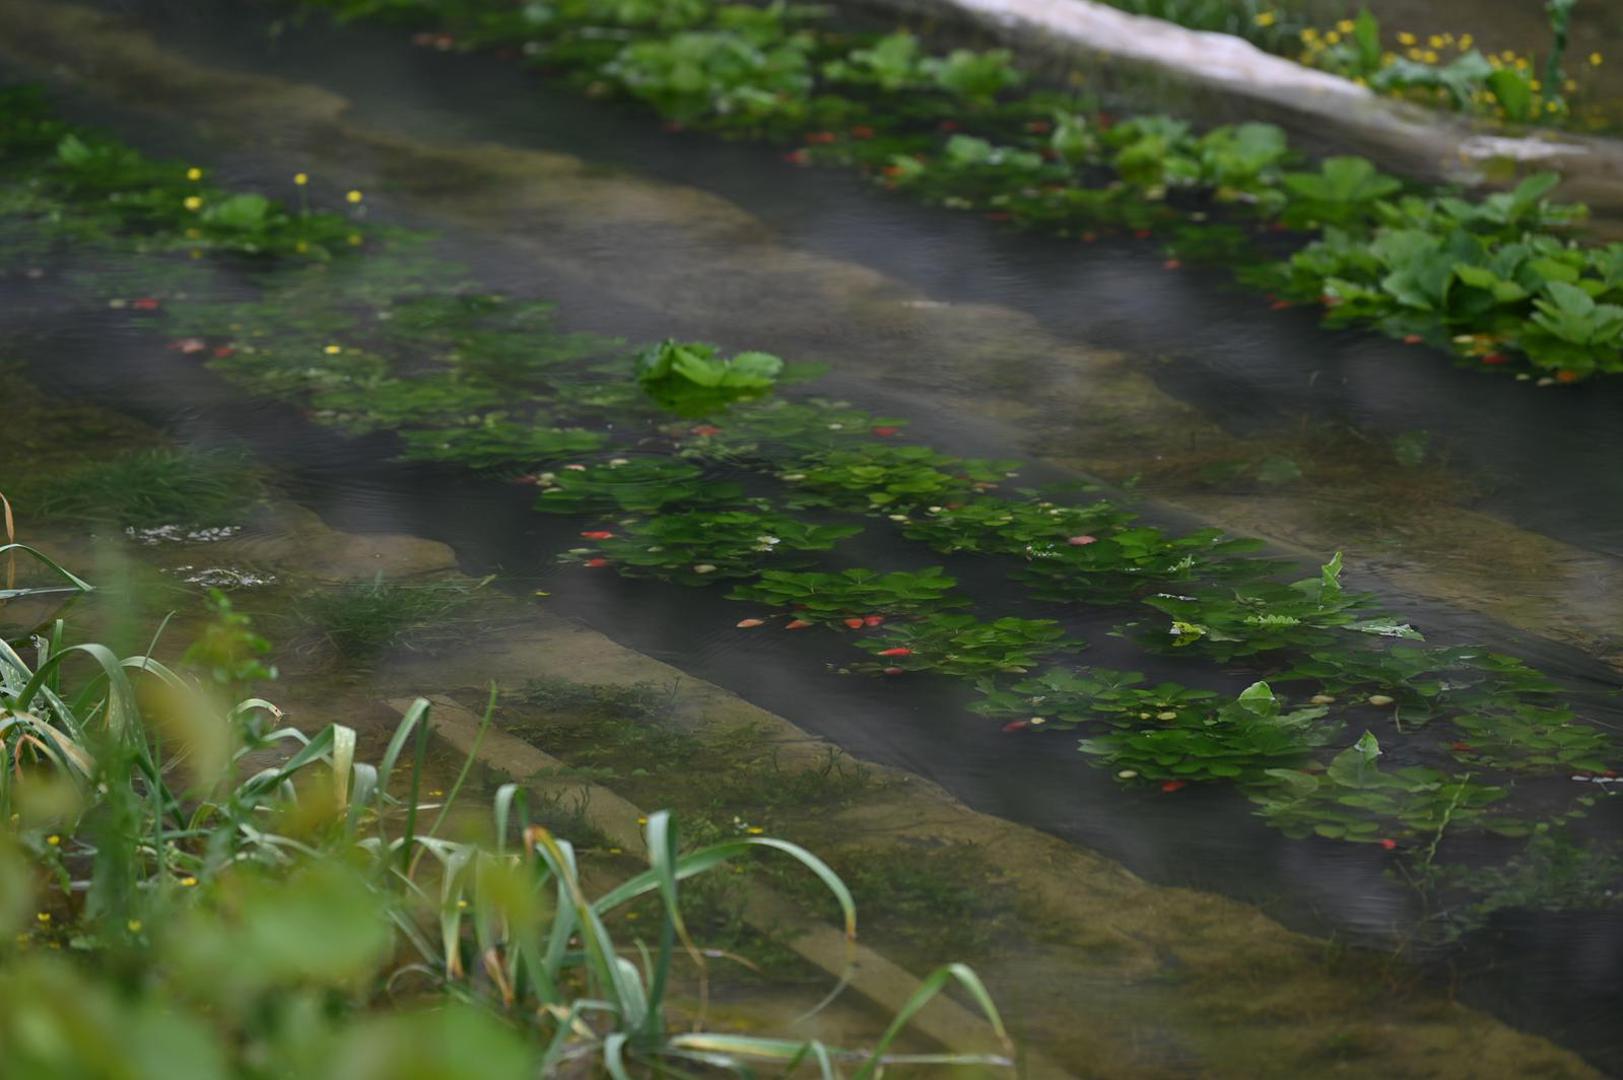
[3,0,1623,1074]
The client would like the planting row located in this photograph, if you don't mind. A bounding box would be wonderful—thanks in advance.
[1,89,1616,913]
[286,0,1623,378]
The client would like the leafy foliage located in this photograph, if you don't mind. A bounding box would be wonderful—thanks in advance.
[562,509,860,583]
[1079,681,1334,784]
[634,339,784,415]
[730,567,966,623]
[851,615,1072,677]
[1252,731,1518,841]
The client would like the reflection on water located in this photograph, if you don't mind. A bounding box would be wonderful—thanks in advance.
[2,0,1622,1073]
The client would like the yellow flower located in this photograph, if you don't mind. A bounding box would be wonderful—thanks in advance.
[1335,19,1354,33]
[186,167,202,181]
[1253,10,1276,27]
[346,189,363,204]
[183,195,203,212]
[179,876,198,887]
[1300,27,1318,41]
[1590,52,1603,67]
[323,344,342,355]
[1423,50,1439,64]
[1428,34,1445,48]
[1396,31,1416,46]
[36,912,50,923]
[746,826,765,835]
[45,835,59,846]
[295,240,309,253]
[1458,33,1473,50]
[126,919,142,933]
[347,233,363,246]
[1324,30,1340,44]
[294,172,309,186]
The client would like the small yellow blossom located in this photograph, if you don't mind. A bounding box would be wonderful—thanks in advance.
[1335,19,1354,33]
[1458,34,1473,50]
[746,826,765,835]
[46,835,59,846]
[179,876,198,887]
[346,189,364,204]
[1396,31,1417,46]
[347,233,363,246]
[1423,50,1439,63]
[294,172,309,186]
[1427,34,1445,48]
[1324,30,1341,44]
[36,912,50,923]
[1590,52,1603,67]
[323,344,342,355]
[1253,10,1276,27]
[186,167,202,181]
[183,195,203,212]
[127,919,142,933]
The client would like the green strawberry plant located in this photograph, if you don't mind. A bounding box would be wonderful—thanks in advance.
[1280,645,1557,723]
[1079,681,1333,783]
[635,339,785,416]
[782,446,1020,511]
[1017,527,1280,607]
[971,667,1219,732]
[851,614,1073,677]
[729,567,966,624]
[900,496,1135,556]
[1252,731,1520,842]
[397,419,606,469]
[561,509,860,583]
[535,458,738,513]
[1140,552,1419,659]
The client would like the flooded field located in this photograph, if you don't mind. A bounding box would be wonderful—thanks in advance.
[2,0,1620,1075]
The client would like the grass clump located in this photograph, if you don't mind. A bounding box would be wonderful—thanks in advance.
[0,579,1014,1078]
[23,447,264,528]
[292,574,488,658]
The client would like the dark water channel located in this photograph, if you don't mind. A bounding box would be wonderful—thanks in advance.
[7,0,1623,1070]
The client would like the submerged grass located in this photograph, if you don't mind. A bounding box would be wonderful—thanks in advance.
[291,573,489,659]
[19,446,265,528]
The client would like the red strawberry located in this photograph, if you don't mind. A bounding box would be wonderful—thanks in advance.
[579,530,615,540]
[1067,535,1097,546]
[1162,259,1182,270]
[877,647,912,657]
[736,618,765,629]
[785,619,813,630]
[1481,353,1509,365]
[871,426,901,437]
[1379,838,1397,851]
[882,666,905,676]
[584,558,609,569]
[843,617,865,629]
[863,615,885,627]
[132,297,161,311]
[1160,780,1187,793]
[1403,334,1423,345]
[1001,720,1029,732]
